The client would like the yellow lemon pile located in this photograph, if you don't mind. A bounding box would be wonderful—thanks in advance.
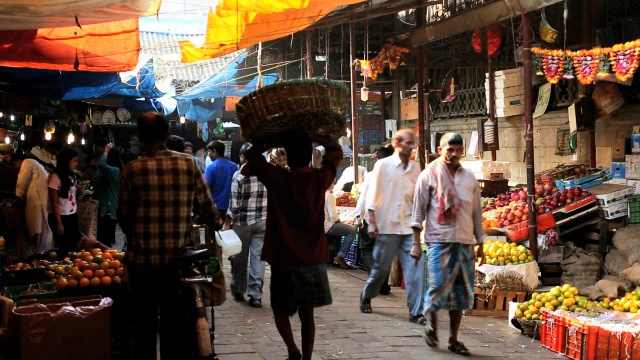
[514,284,584,320]
[476,240,534,266]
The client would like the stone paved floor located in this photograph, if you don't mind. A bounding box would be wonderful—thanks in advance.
[212,263,562,360]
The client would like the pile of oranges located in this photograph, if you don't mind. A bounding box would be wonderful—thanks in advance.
[40,248,125,289]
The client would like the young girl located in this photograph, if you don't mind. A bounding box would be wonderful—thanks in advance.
[48,148,82,256]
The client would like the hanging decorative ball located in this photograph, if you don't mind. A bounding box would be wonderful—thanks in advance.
[472,25,502,57]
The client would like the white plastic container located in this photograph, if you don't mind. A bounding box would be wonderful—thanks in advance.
[215,230,242,257]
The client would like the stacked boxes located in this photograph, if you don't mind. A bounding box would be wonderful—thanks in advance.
[627,154,640,194]
[485,68,524,117]
[461,160,512,180]
[589,183,635,219]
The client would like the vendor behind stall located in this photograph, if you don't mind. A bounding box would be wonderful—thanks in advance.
[12,152,53,253]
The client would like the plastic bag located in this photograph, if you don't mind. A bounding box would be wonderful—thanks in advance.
[475,261,540,292]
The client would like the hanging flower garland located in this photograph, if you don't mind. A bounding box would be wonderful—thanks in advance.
[359,43,409,80]
[567,50,600,85]
[532,39,640,84]
[609,41,640,82]
[532,48,565,84]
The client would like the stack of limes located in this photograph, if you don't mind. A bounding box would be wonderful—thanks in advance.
[595,289,640,313]
[476,240,535,266]
[514,284,587,320]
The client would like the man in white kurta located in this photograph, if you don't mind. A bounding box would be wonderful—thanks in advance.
[13,153,53,252]
[359,129,424,325]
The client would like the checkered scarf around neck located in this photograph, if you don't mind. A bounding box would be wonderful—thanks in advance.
[429,158,461,224]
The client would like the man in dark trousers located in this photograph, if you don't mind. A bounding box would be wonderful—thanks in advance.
[118,112,221,360]
[242,130,342,360]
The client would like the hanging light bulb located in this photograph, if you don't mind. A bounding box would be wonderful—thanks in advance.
[361,86,369,102]
[10,114,14,121]
[0,112,3,117]
[4,136,9,144]
[81,137,86,145]
[20,132,25,141]
[45,132,52,140]
[179,115,186,124]
[67,133,75,144]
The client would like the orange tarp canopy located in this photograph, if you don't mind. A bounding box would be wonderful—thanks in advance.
[0,19,140,72]
[180,0,364,63]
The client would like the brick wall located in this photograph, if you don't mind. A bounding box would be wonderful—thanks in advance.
[402,104,640,186]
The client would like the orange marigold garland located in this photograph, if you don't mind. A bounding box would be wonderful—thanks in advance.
[568,49,600,85]
[609,40,640,82]
[532,48,565,84]
[359,44,409,80]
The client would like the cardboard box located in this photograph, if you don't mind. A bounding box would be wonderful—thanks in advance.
[627,179,640,194]
[611,162,627,179]
[612,139,627,160]
[632,134,640,153]
[588,183,634,207]
[538,246,564,264]
[602,201,629,220]
[495,104,524,117]
[12,297,112,360]
[596,147,612,168]
[607,179,627,185]
[626,154,640,179]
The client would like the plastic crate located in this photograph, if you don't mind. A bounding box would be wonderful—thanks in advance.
[540,309,566,354]
[3,282,57,302]
[595,327,640,360]
[628,195,640,224]
[564,318,598,360]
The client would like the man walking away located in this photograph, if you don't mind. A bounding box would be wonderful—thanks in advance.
[359,129,424,325]
[410,132,485,356]
[118,112,221,360]
[222,142,267,307]
[205,141,238,215]
[242,130,342,360]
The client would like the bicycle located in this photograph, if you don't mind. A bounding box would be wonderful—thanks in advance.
[168,246,219,360]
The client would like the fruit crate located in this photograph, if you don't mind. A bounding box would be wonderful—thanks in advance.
[477,179,509,198]
[540,309,566,354]
[564,318,598,360]
[595,327,640,360]
[464,287,527,317]
[628,195,640,224]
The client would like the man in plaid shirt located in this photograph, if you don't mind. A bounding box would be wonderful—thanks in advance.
[222,142,268,307]
[118,112,221,359]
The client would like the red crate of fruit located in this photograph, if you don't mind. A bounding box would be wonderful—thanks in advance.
[540,309,566,354]
[595,327,640,360]
[564,318,598,360]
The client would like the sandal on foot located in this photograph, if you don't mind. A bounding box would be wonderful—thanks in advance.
[409,315,427,325]
[424,325,438,348]
[448,340,470,356]
[248,296,262,308]
[359,294,372,314]
[287,351,302,360]
[233,293,245,302]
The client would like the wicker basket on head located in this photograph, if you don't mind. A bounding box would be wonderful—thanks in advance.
[236,78,350,146]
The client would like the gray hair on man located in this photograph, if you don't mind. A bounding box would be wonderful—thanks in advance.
[439,132,463,147]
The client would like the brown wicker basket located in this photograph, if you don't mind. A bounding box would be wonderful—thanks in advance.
[475,270,531,293]
[236,78,350,145]
[515,317,541,339]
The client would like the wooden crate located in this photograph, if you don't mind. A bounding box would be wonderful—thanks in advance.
[464,287,527,317]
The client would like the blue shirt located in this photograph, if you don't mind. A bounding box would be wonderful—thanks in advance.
[204,158,238,211]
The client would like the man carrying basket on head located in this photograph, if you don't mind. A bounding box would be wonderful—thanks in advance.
[237,79,349,360]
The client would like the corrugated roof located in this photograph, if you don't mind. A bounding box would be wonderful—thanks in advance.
[140,31,248,93]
